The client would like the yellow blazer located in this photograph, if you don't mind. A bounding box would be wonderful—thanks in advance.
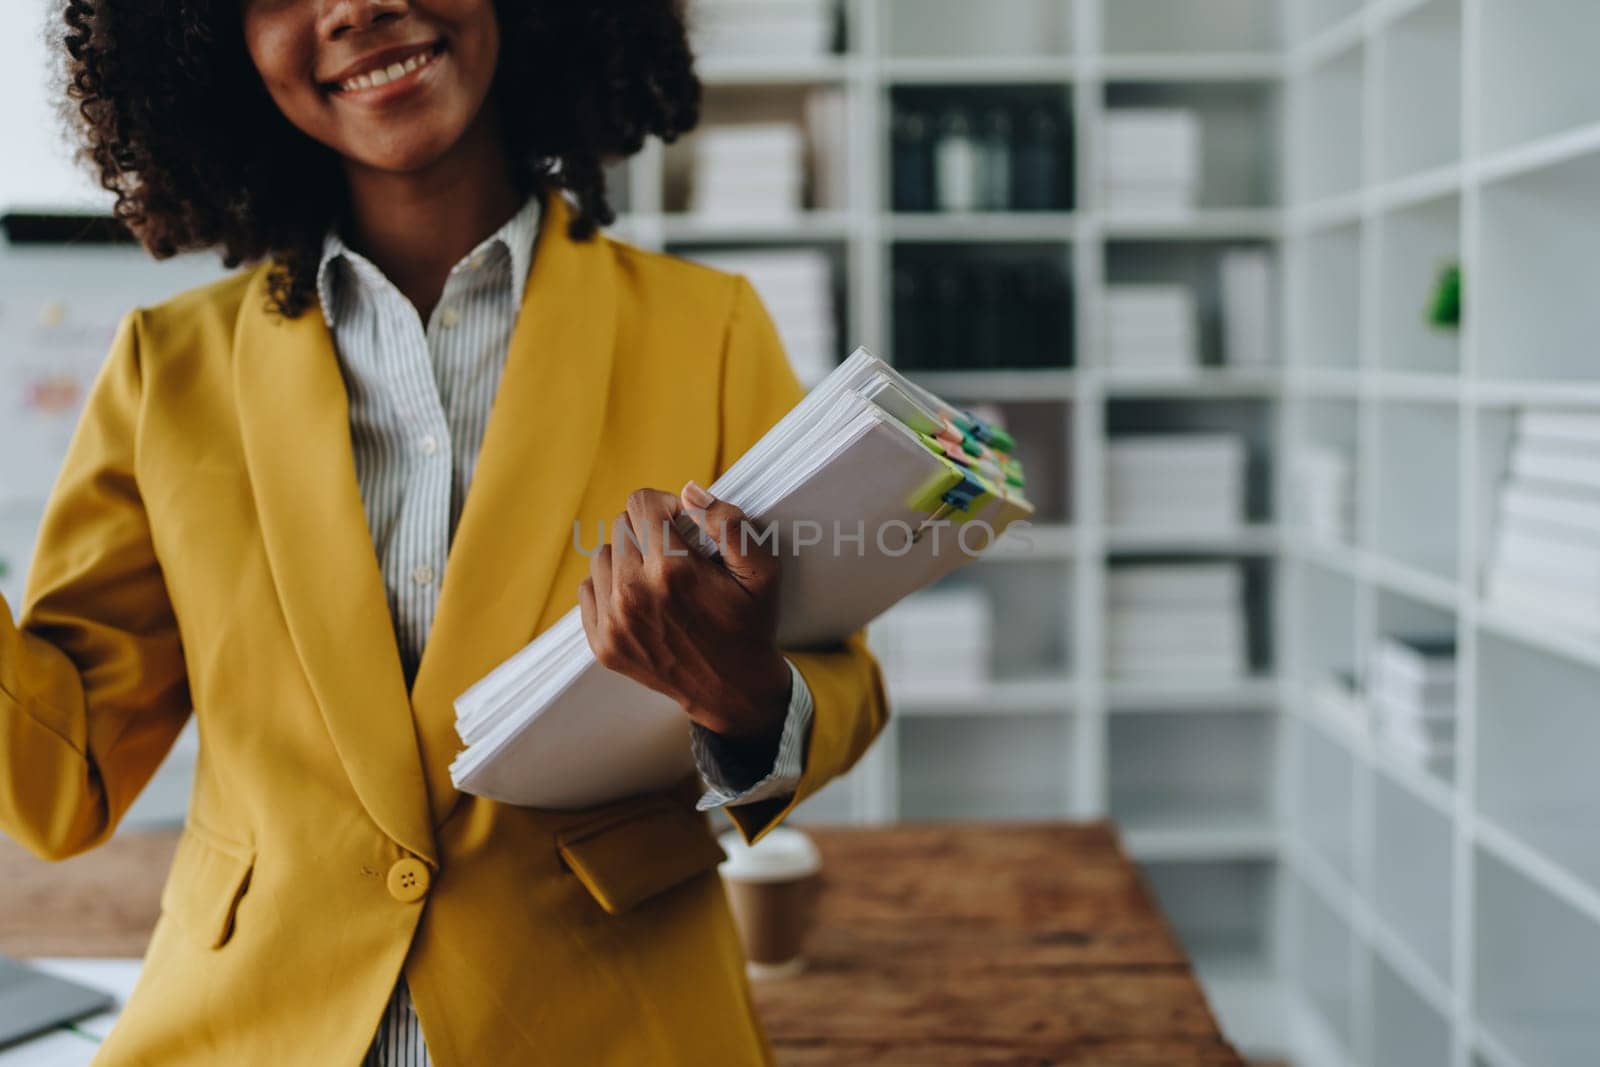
[0,192,888,1065]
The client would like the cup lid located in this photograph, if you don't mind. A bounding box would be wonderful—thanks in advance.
[718,827,822,883]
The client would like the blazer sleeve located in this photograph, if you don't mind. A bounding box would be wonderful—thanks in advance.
[711,278,890,844]
[0,311,191,861]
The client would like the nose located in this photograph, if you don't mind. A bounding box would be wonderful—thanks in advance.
[318,0,410,40]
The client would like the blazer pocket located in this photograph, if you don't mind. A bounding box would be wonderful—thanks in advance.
[160,824,255,949]
[556,799,727,916]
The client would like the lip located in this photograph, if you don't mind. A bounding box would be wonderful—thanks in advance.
[321,39,446,99]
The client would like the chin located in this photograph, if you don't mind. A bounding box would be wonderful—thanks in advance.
[352,126,470,174]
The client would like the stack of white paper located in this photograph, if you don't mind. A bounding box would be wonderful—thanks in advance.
[1220,249,1276,367]
[450,349,1033,808]
[1106,562,1247,680]
[869,588,993,701]
[1107,433,1246,531]
[690,123,807,221]
[1103,110,1201,216]
[1370,635,1456,779]
[1291,445,1354,546]
[1483,410,1600,635]
[689,249,836,387]
[691,0,837,59]
[1104,284,1197,372]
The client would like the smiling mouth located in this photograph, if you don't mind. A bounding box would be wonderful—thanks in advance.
[324,40,446,96]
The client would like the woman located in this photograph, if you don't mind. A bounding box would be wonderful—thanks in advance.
[0,0,887,1062]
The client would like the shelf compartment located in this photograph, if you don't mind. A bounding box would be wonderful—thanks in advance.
[891,243,1074,372]
[1105,397,1277,523]
[1290,869,1358,1054]
[1474,846,1600,1067]
[662,82,853,216]
[889,84,1076,214]
[883,0,1071,60]
[1292,714,1357,886]
[1104,239,1280,370]
[1104,0,1280,56]
[1372,951,1453,1067]
[1102,82,1281,211]
[1293,222,1361,368]
[1142,858,1277,975]
[1109,711,1277,835]
[1294,559,1358,687]
[897,714,1072,820]
[1293,47,1365,203]
[1376,194,1460,375]
[1375,0,1463,182]
[1476,630,1600,900]
[1372,774,1455,986]
[1477,0,1600,157]
[1477,146,1600,383]
[1374,400,1460,582]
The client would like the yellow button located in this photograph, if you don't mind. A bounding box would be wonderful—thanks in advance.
[387,857,431,903]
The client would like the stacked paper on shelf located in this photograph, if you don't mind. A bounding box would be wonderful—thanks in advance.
[691,249,837,386]
[1102,109,1201,216]
[1482,409,1600,635]
[869,588,994,701]
[1106,433,1246,531]
[1104,285,1197,372]
[450,348,1033,808]
[1106,562,1247,679]
[1291,445,1355,545]
[1220,248,1276,367]
[1370,635,1456,778]
[1310,669,1366,732]
[690,123,807,221]
[691,0,837,59]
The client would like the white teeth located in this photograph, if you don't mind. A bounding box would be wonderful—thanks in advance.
[336,48,436,93]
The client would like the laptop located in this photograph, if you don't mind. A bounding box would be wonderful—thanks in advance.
[0,956,115,1049]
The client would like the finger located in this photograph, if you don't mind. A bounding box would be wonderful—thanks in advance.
[610,513,641,613]
[578,577,599,641]
[589,544,614,618]
[681,481,773,586]
[624,488,692,566]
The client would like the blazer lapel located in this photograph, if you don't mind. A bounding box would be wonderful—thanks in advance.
[233,267,437,865]
[409,192,620,822]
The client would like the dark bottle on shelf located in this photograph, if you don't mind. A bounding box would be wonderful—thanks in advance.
[973,264,1007,369]
[893,262,926,366]
[932,262,974,369]
[1013,104,1064,212]
[892,109,936,212]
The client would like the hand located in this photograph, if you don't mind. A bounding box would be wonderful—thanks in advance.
[578,482,791,750]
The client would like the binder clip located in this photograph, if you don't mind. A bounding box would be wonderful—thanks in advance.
[912,470,991,545]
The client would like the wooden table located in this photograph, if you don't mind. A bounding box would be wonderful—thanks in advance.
[0,823,1242,1066]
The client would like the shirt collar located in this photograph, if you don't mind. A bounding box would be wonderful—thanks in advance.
[316,190,545,329]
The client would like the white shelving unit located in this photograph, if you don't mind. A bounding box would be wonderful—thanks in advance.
[615,0,1292,1054]
[1283,1,1600,1065]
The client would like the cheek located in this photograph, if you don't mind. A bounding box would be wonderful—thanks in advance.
[244,19,322,123]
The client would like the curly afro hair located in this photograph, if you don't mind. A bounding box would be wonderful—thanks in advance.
[57,0,702,318]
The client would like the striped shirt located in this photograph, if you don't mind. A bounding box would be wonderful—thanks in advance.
[315,192,814,1066]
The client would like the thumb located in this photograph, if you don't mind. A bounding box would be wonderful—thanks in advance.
[680,481,773,584]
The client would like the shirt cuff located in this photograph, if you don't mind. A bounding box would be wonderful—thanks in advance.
[692,659,814,811]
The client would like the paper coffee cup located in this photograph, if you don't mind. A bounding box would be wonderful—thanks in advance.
[718,827,823,979]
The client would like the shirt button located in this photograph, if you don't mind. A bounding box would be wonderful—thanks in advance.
[420,435,440,456]
[411,564,436,587]
[439,307,461,329]
[387,857,431,903]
